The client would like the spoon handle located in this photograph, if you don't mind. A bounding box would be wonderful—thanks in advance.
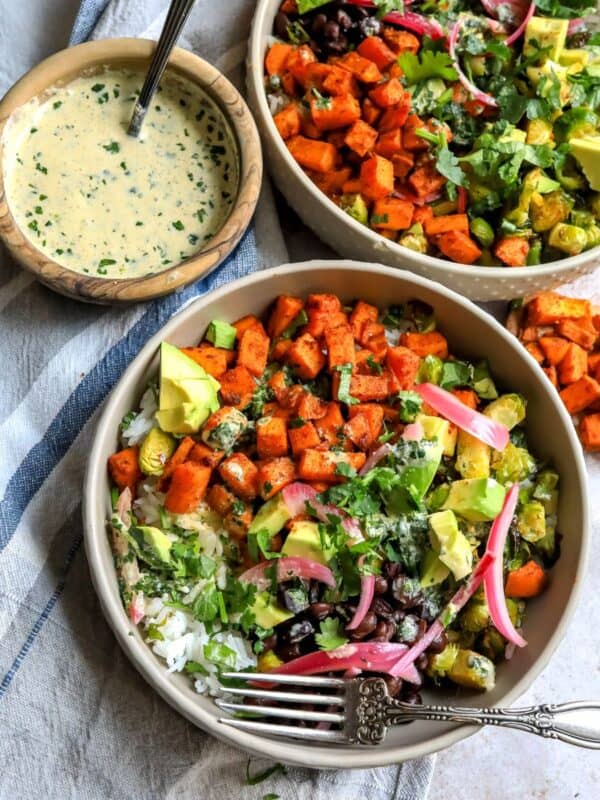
[128,0,196,137]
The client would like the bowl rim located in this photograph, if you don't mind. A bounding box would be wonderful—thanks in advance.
[83,259,590,769]
[247,0,600,282]
[0,38,262,304]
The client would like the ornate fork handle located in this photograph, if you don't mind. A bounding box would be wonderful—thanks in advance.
[389,699,600,748]
[353,680,600,748]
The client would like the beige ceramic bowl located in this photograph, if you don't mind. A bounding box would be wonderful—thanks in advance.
[246,0,600,301]
[0,38,262,304]
[84,261,588,768]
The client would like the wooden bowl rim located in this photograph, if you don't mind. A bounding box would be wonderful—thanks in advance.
[0,38,262,304]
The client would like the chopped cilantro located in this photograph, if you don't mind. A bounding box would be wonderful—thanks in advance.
[315,617,348,651]
[397,390,422,423]
[335,363,359,406]
[102,141,120,153]
[246,761,286,786]
[398,50,458,85]
[172,220,185,231]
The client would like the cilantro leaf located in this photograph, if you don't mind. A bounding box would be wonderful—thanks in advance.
[440,360,473,390]
[397,390,422,423]
[398,51,458,85]
[335,363,359,406]
[315,617,349,651]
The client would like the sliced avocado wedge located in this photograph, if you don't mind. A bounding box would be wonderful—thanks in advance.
[569,136,600,191]
[417,414,457,457]
[455,430,490,480]
[420,548,450,587]
[252,592,293,629]
[524,17,568,64]
[281,520,333,566]
[442,478,506,522]
[157,342,220,434]
[137,525,172,563]
[428,509,473,581]
[247,493,292,561]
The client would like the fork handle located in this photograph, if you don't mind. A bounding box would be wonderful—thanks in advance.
[388,700,600,749]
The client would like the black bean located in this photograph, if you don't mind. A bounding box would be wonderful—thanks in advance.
[261,633,277,651]
[415,653,429,671]
[309,602,333,621]
[426,630,448,655]
[383,561,401,580]
[311,12,327,35]
[280,587,309,615]
[372,620,395,642]
[374,575,388,595]
[403,690,423,706]
[370,597,394,619]
[393,609,405,623]
[274,11,290,40]
[323,20,340,40]
[349,611,377,640]
[384,676,403,698]
[308,580,321,605]
[334,9,352,30]
[415,619,428,642]
[277,641,301,662]
[288,620,314,643]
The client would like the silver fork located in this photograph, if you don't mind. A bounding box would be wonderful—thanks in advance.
[216,674,600,748]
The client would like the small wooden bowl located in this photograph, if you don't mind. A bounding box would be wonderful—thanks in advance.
[0,39,262,304]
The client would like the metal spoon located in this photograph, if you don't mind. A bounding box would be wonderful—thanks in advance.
[127,0,196,137]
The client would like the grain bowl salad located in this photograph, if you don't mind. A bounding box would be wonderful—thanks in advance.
[265,0,600,266]
[107,293,560,710]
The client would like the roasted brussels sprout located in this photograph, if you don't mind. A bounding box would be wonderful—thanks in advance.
[517,501,546,543]
[530,191,571,232]
[547,222,588,255]
[427,643,459,679]
[138,427,176,476]
[470,217,494,248]
[492,442,537,484]
[461,599,490,633]
[340,193,368,225]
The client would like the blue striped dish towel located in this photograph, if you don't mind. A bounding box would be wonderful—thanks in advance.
[0,1,435,798]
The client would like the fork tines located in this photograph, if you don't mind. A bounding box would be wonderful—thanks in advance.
[216,672,348,742]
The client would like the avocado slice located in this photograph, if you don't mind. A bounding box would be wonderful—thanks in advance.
[156,342,220,435]
[417,414,457,457]
[419,548,450,588]
[569,136,600,191]
[442,478,506,522]
[247,493,292,561]
[559,49,589,68]
[252,592,293,629]
[455,430,490,480]
[428,509,473,581]
[340,193,368,225]
[281,520,333,566]
[447,649,496,691]
[524,17,569,63]
[483,394,526,430]
[137,525,172,563]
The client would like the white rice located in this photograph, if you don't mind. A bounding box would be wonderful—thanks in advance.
[122,386,158,446]
[144,601,256,695]
[133,481,252,694]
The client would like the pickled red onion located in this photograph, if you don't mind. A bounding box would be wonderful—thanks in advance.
[414,383,509,450]
[239,557,335,591]
[483,484,527,647]
[268,642,421,684]
[449,19,498,108]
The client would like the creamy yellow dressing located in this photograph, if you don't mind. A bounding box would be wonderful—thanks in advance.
[2,70,238,278]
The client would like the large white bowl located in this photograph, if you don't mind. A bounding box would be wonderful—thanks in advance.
[83,261,589,769]
[246,0,600,301]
